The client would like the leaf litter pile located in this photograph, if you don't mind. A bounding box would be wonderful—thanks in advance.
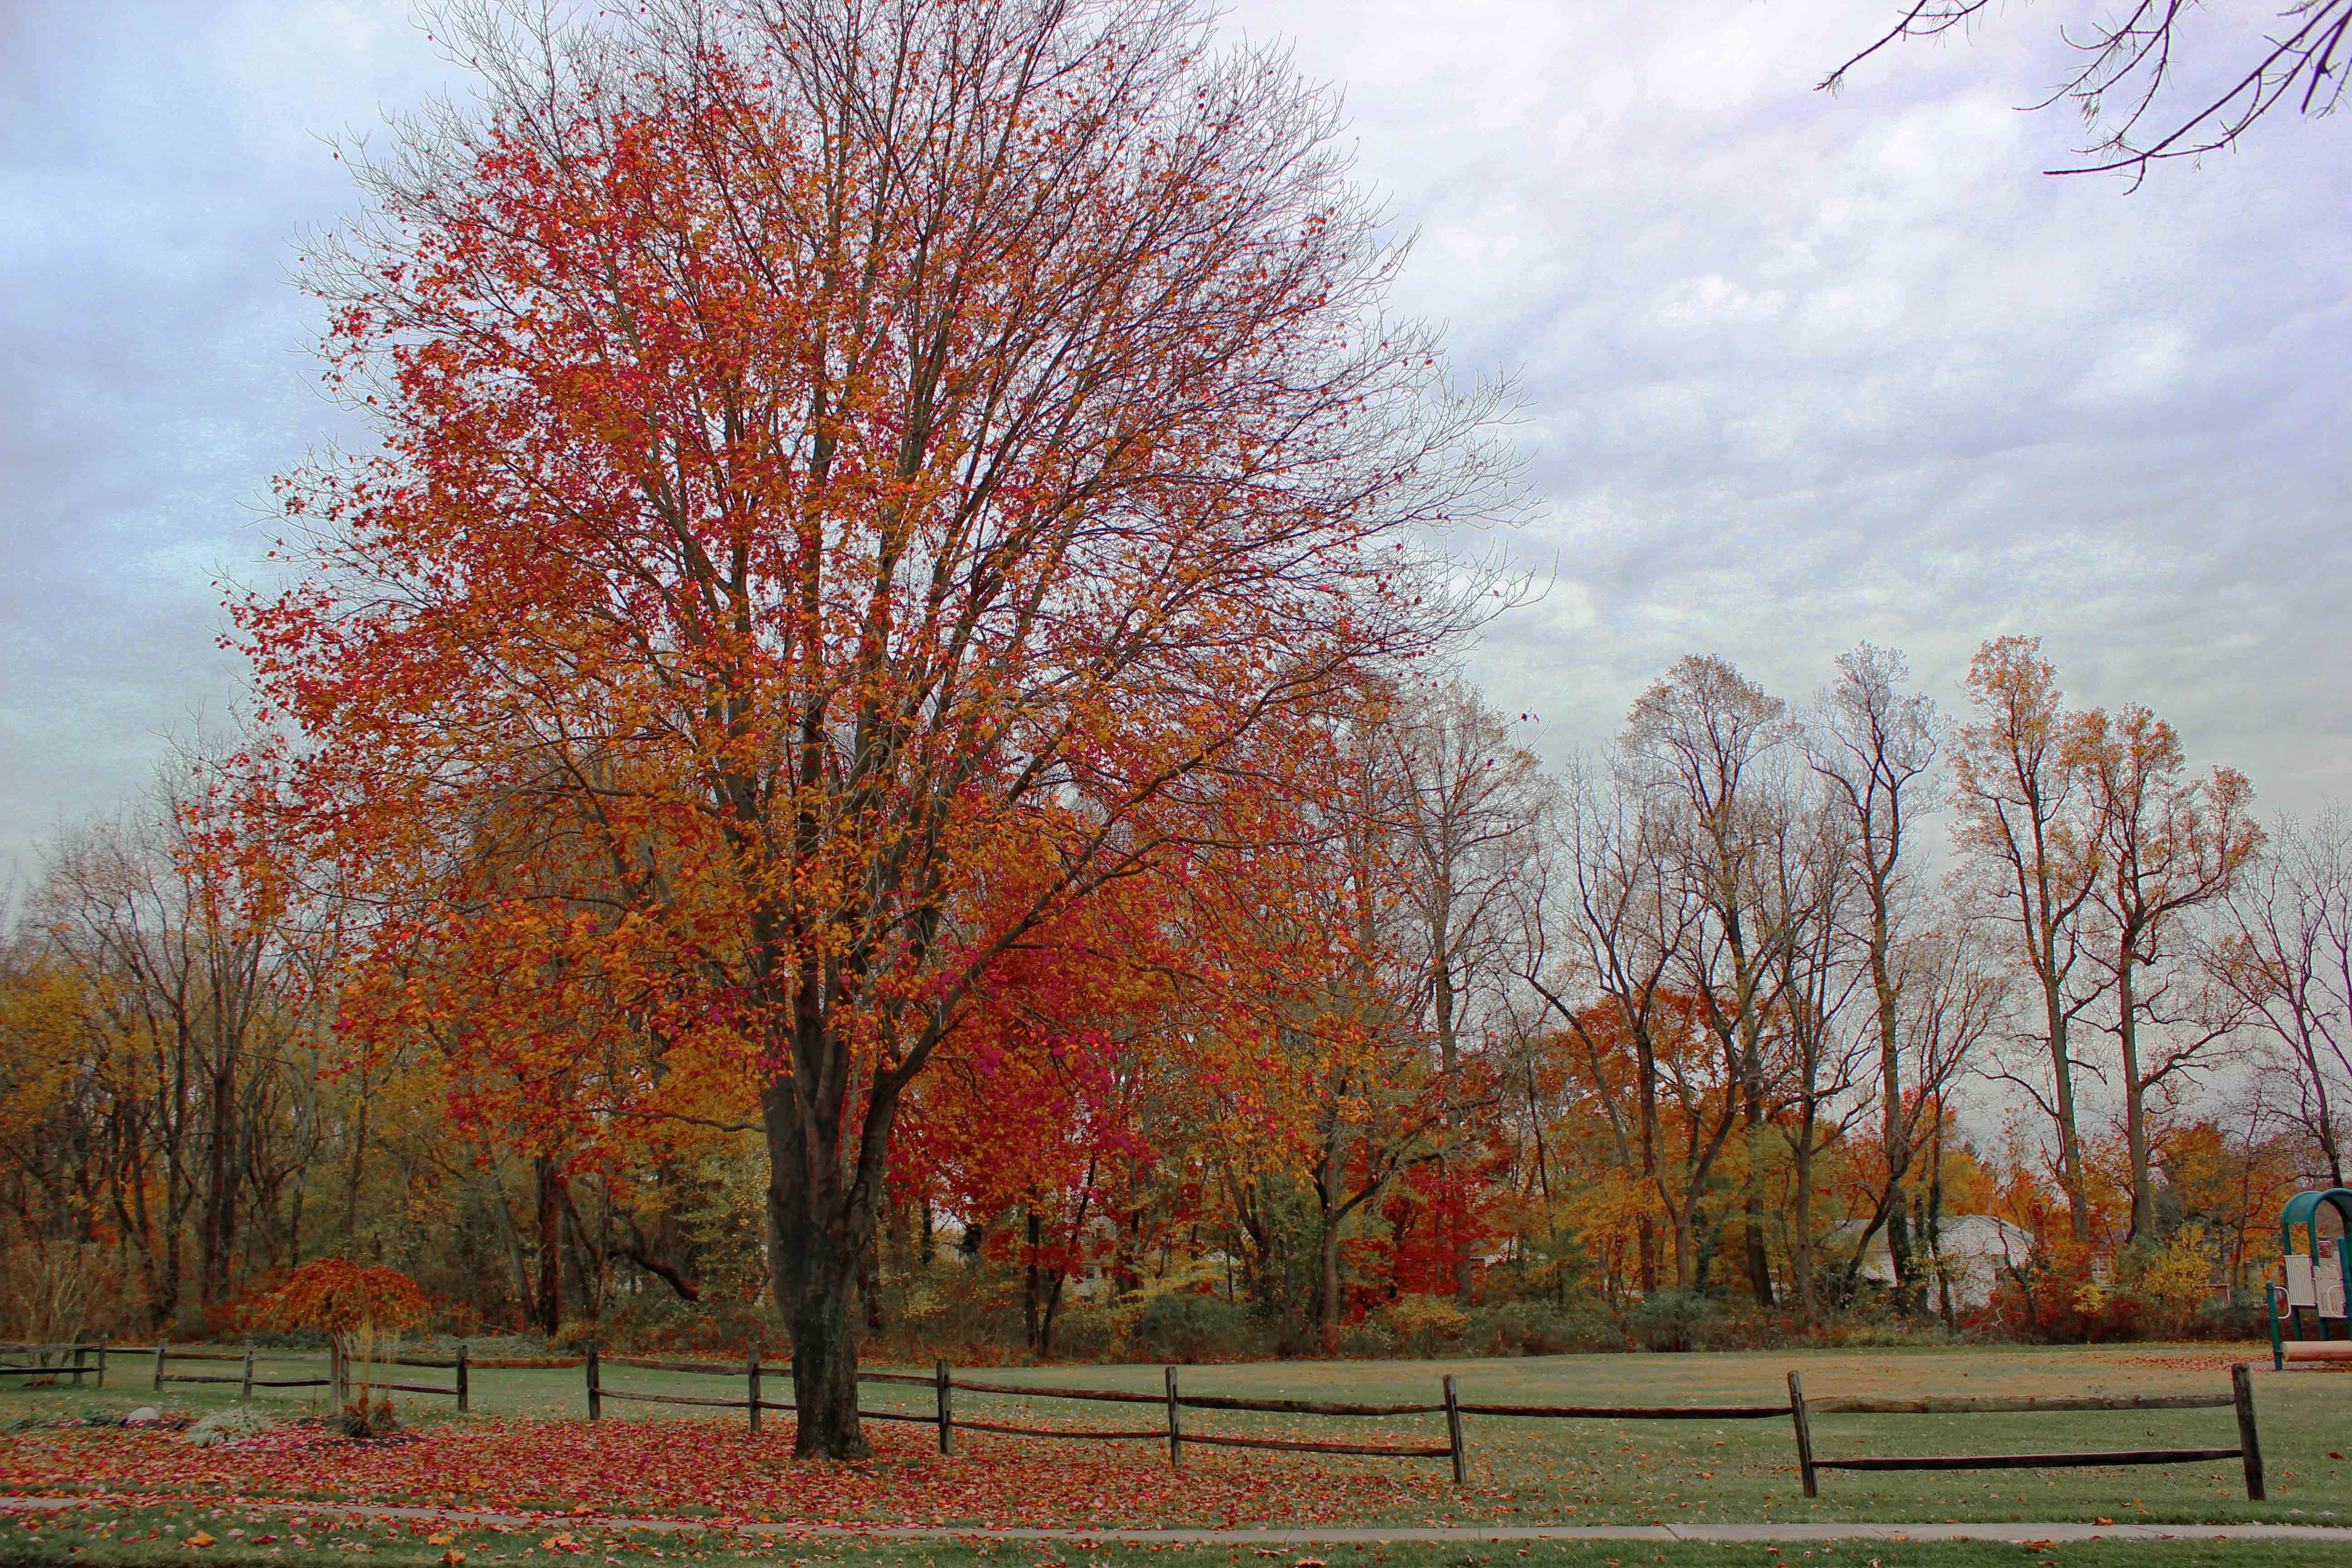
[0,1416,1510,1528]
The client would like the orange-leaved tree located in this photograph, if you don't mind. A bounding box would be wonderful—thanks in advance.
[253,1258,429,1338]
[236,0,1503,1455]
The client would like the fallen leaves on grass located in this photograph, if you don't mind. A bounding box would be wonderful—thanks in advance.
[0,1416,1468,1529]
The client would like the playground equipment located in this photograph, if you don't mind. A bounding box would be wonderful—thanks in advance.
[2268,1186,2352,1368]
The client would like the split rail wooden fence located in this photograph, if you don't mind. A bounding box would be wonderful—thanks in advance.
[580,1353,2271,1498]
[1788,1365,2266,1500]
[25,1342,479,1409]
[3,1337,2270,1503]
[0,1342,108,1388]
[582,1353,1467,1475]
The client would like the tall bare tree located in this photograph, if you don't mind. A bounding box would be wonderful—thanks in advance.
[2079,703,2263,1238]
[1951,637,2104,1246]
[1385,678,1546,1302]
[2217,810,2352,1186]
[1623,654,1798,1305]
[1805,643,1940,1303]
[1517,757,1703,1290]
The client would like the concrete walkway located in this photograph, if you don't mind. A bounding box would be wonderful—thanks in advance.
[8,1497,2352,1545]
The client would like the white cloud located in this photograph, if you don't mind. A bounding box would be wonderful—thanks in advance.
[3,0,2350,883]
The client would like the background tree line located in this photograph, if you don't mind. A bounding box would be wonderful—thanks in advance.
[5,633,2340,1357]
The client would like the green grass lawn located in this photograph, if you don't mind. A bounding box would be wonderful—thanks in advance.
[6,1345,2350,1530]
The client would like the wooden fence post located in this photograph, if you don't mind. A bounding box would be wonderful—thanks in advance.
[935,1360,953,1456]
[2233,1363,2266,1500]
[456,1342,470,1414]
[241,1344,255,1401]
[96,1338,108,1391]
[747,1347,761,1436]
[329,1336,345,1406]
[70,1343,87,1390]
[1787,1371,1817,1499]
[1443,1375,1466,1485]
[586,1344,602,1422]
[1163,1366,1183,1470]
[154,1340,167,1393]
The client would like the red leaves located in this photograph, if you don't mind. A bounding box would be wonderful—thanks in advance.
[0,1415,1456,1529]
[250,1258,431,1336]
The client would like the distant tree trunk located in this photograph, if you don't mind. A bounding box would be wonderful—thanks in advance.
[1793,1101,1818,1328]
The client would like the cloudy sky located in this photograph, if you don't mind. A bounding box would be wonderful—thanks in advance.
[3,0,2348,879]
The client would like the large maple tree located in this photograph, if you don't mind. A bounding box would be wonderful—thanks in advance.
[238,0,1501,1455]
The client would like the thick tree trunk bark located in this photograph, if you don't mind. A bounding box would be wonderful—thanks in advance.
[762,1067,895,1460]
[532,1153,564,1334]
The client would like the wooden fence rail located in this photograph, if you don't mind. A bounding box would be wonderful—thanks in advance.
[0,1342,107,1388]
[8,1337,2270,1507]
[1786,1366,2265,1501]
[575,1354,1468,1476]
[98,1342,466,1409]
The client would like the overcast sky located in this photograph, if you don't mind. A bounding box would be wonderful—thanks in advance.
[4,0,2348,882]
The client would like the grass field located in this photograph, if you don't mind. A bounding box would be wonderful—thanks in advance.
[5,1344,2349,1537]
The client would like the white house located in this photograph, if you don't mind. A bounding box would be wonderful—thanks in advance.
[1838,1214,2036,1312]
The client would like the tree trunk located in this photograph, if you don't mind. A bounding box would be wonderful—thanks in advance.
[1637,1034,1661,1294]
[1741,1073,1774,1306]
[1318,1121,1349,1354]
[1872,913,1915,1307]
[2116,954,2157,1241]
[202,1047,237,1306]
[762,1067,892,1461]
[1023,1205,1045,1353]
[2042,971,2092,1245]
[1793,1108,1817,1329]
[344,1083,368,1244]
[532,1153,563,1334]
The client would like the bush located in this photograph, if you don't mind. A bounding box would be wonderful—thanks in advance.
[333,1394,401,1440]
[1624,1288,1726,1352]
[1043,1299,1117,1360]
[186,1405,281,1448]
[1367,1293,1466,1356]
[552,1317,603,1353]
[1132,1292,1264,1362]
[1462,1300,1625,1356]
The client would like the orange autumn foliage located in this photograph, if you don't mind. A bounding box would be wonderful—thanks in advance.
[254,1258,431,1337]
[234,0,1502,1451]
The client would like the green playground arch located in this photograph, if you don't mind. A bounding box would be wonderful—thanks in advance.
[2268,1186,2352,1369]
